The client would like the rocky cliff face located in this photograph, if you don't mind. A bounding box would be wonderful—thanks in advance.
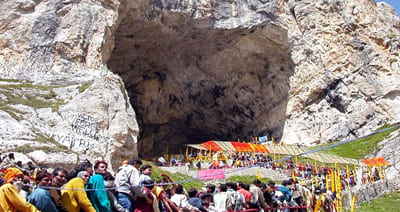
[282,0,400,145]
[0,0,399,165]
[0,0,138,169]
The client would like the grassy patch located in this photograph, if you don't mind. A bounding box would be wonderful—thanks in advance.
[144,161,203,191]
[309,124,399,159]
[77,82,93,93]
[0,105,26,120]
[12,144,35,154]
[351,191,400,212]
[36,134,70,152]
[0,78,23,83]
[8,93,62,112]
[226,175,278,185]
[0,82,63,90]
[0,82,65,112]
[10,144,68,154]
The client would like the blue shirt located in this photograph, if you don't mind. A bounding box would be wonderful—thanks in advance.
[188,197,207,212]
[28,187,58,212]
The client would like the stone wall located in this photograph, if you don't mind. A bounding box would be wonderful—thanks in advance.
[342,180,391,208]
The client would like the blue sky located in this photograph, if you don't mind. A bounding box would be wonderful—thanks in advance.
[376,0,400,16]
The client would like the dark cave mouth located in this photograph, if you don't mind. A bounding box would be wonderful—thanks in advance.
[107,14,294,157]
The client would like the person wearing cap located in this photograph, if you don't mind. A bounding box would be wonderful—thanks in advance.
[114,157,143,211]
[0,167,40,211]
[117,160,129,173]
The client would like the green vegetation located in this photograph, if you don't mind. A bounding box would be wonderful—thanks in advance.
[0,81,65,112]
[12,144,36,154]
[309,124,399,159]
[0,78,23,83]
[0,82,64,90]
[0,104,26,120]
[349,191,400,212]
[143,161,203,191]
[226,175,277,185]
[36,134,69,152]
[11,144,67,154]
[10,135,70,154]
[77,82,93,93]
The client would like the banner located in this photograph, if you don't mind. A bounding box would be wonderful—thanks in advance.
[362,157,388,166]
[198,169,225,180]
[259,136,268,142]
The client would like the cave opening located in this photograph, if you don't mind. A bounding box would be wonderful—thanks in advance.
[107,11,294,157]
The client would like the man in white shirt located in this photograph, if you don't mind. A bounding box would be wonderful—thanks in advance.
[115,158,143,211]
[170,184,200,211]
[213,184,228,212]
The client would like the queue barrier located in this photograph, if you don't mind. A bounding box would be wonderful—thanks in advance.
[226,203,338,212]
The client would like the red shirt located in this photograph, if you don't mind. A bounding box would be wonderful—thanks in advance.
[238,189,252,203]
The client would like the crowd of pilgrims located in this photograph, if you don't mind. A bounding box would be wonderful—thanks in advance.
[0,152,357,212]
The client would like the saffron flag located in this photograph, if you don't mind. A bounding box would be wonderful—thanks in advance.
[331,171,335,193]
[314,195,322,212]
[292,169,296,181]
[350,196,356,212]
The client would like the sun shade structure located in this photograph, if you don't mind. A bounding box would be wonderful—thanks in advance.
[266,145,362,165]
[187,141,367,166]
[195,140,270,153]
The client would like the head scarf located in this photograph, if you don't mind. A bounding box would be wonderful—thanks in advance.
[4,167,23,183]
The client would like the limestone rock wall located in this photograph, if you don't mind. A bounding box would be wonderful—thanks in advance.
[282,0,400,145]
[0,0,138,169]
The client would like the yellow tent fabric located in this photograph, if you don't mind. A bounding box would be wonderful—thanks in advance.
[265,145,362,165]
[186,143,363,166]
